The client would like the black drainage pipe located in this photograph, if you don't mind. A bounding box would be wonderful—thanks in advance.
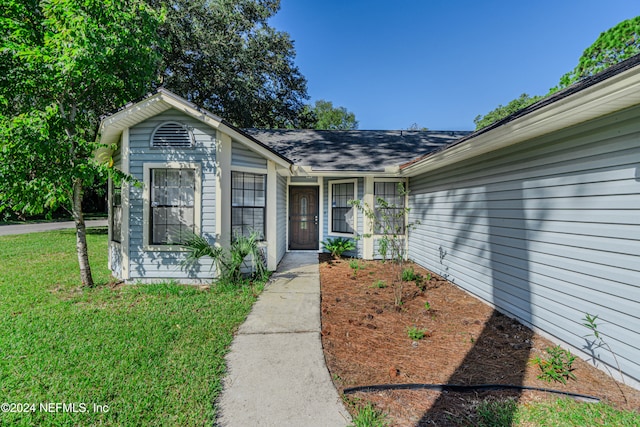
[343,383,600,403]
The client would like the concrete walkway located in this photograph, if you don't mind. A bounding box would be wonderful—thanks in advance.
[0,219,108,236]
[216,253,351,427]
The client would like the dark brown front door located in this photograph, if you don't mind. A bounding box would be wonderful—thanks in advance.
[289,186,319,250]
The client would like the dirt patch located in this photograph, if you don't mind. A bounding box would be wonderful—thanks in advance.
[319,254,640,426]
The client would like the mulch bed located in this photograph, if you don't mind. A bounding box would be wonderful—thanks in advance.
[319,254,640,426]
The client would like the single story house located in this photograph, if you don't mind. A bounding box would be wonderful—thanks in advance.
[97,54,640,388]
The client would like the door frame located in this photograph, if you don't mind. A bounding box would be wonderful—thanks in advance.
[287,177,323,252]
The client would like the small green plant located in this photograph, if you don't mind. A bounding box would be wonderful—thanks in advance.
[530,345,576,384]
[424,301,431,311]
[407,325,428,340]
[322,237,356,258]
[350,183,420,306]
[349,259,363,278]
[372,279,387,288]
[349,402,389,427]
[401,266,417,281]
[583,313,627,401]
[183,231,267,283]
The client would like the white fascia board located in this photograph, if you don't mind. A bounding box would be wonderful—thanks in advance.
[293,165,401,178]
[401,65,640,177]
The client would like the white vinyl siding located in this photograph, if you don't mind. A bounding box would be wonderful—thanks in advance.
[407,105,640,387]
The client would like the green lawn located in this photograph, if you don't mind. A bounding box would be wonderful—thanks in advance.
[0,228,262,426]
[477,397,640,427]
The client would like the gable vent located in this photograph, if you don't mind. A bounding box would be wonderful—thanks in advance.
[151,122,193,148]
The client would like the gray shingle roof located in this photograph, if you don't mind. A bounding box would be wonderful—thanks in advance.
[244,129,471,171]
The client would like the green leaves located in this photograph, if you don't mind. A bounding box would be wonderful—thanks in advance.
[153,0,309,128]
[474,16,640,130]
[310,99,359,130]
[560,16,640,88]
[473,93,543,130]
[0,0,163,217]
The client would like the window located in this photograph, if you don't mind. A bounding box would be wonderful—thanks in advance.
[231,171,266,239]
[111,184,122,243]
[150,169,195,245]
[374,181,405,234]
[151,122,193,148]
[330,181,355,234]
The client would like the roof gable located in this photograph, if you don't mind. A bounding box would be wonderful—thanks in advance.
[97,89,292,167]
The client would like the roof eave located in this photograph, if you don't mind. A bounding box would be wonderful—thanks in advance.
[401,58,640,177]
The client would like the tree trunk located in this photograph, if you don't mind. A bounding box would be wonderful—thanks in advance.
[73,178,94,287]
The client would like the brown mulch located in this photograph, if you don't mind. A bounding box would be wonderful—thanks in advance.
[319,254,640,426]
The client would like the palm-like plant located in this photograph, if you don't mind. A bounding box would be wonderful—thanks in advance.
[183,231,267,283]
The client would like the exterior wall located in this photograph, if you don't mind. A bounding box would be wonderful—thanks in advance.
[276,174,288,265]
[407,106,640,387]
[125,109,217,282]
[232,141,268,169]
[322,177,363,257]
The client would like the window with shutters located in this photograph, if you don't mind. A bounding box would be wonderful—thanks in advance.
[150,122,194,148]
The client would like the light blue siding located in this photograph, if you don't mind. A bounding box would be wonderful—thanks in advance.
[126,109,217,282]
[276,174,287,265]
[232,141,268,169]
[407,106,640,386]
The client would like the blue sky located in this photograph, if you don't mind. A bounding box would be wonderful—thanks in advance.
[270,1,640,130]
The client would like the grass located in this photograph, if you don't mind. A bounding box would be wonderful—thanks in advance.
[476,397,640,427]
[348,401,389,427]
[0,228,263,426]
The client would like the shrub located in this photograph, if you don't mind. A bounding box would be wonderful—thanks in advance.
[401,266,417,281]
[322,237,356,258]
[530,346,576,384]
[407,326,428,341]
[349,259,363,278]
[372,279,387,288]
[183,231,267,283]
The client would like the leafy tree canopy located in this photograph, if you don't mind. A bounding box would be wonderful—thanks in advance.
[474,16,640,130]
[307,99,359,130]
[0,0,163,285]
[149,0,310,128]
[473,94,543,130]
[559,16,640,88]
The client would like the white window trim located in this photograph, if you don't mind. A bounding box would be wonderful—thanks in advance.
[230,169,268,240]
[327,178,358,237]
[143,162,202,252]
[150,121,194,149]
[372,178,408,238]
